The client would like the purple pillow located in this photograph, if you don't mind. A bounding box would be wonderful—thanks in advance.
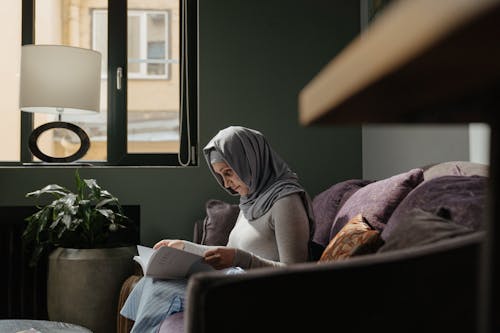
[330,168,424,240]
[378,208,474,252]
[382,175,488,241]
[201,199,239,246]
[312,179,373,247]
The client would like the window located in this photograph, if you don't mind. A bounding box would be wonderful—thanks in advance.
[128,10,170,79]
[94,10,172,80]
[3,0,197,166]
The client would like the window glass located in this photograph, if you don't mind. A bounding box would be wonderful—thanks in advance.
[33,1,181,161]
[93,10,108,76]
[127,2,179,154]
[128,14,141,75]
[35,0,108,161]
[13,0,195,165]
[147,13,166,76]
[92,4,179,155]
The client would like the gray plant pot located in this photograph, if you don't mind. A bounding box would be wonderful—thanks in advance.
[47,246,137,333]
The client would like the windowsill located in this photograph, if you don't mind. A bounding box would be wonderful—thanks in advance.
[0,162,199,169]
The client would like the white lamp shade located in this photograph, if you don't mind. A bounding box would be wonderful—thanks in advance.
[19,44,102,115]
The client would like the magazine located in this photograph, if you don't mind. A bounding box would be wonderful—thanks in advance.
[134,245,214,279]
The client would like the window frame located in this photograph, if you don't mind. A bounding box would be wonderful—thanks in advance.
[93,9,173,81]
[19,0,198,167]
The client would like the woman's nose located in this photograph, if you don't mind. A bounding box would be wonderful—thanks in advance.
[222,177,230,188]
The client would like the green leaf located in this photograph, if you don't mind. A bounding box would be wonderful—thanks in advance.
[29,245,45,267]
[75,169,85,199]
[96,208,115,221]
[100,190,114,198]
[95,198,118,208]
[26,184,70,198]
[84,178,100,191]
[69,218,83,231]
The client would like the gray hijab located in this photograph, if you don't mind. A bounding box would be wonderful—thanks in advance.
[203,126,315,229]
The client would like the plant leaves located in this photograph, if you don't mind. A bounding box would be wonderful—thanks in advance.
[100,190,113,198]
[26,184,70,198]
[29,245,45,267]
[23,169,132,266]
[96,208,115,222]
[95,198,118,208]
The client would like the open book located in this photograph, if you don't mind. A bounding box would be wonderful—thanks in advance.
[134,245,214,279]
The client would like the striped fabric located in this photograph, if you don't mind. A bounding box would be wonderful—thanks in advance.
[120,277,186,333]
[120,267,244,332]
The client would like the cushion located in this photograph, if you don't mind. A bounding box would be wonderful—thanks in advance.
[201,199,240,246]
[330,168,424,240]
[158,311,184,333]
[382,175,488,241]
[318,214,383,262]
[378,208,474,252]
[311,179,374,247]
[423,161,488,181]
[192,219,204,244]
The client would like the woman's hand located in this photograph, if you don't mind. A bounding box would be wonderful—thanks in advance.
[203,247,236,270]
[153,239,185,250]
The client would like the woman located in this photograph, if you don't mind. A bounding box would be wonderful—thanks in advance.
[121,126,314,332]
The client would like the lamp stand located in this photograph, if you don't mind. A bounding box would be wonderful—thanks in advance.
[28,121,90,163]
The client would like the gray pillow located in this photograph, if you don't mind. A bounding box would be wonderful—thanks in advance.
[423,161,489,181]
[201,199,239,246]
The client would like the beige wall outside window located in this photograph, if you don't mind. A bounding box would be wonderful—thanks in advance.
[0,3,22,161]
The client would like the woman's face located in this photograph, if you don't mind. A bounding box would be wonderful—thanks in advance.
[212,161,250,196]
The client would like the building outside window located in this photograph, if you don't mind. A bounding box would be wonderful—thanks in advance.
[0,0,197,166]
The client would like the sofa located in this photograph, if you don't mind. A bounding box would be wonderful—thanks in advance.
[117,160,489,333]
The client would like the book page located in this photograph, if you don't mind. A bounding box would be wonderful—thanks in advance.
[134,245,155,274]
[137,245,214,279]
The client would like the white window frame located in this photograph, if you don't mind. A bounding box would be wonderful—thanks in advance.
[92,9,172,80]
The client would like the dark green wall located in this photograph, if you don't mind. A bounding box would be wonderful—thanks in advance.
[0,0,361,246]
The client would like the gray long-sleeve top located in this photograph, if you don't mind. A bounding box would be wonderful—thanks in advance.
[183,193,310,269]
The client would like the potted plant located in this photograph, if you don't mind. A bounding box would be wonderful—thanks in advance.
[22,170,138,333]
[23,169,134,265]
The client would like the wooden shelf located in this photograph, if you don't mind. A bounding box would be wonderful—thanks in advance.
[299,0,500,125]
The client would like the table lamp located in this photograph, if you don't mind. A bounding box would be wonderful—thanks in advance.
[19,44,101,163]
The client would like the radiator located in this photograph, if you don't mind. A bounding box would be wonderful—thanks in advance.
[0,206,48,320]
[0,205,140,320]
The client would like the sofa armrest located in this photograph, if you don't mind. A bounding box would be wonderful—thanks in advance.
[185,232,484,333]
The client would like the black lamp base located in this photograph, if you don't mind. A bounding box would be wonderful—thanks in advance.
[28,121,90,163]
